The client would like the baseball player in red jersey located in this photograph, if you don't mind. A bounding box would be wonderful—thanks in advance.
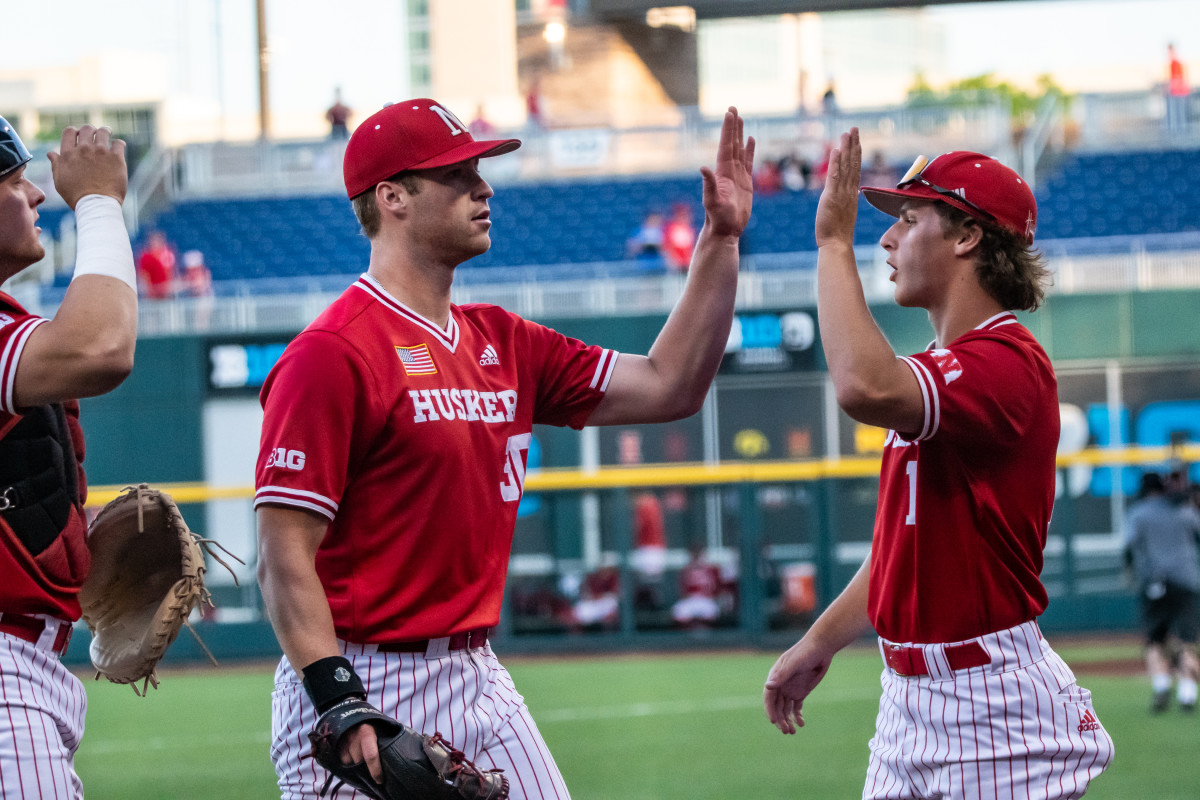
[764,129,1113,799]
[0,118,137,797]
[255,98,754,798]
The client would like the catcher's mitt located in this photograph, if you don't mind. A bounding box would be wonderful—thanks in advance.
[79,483,241,694]
[310,698,509,800]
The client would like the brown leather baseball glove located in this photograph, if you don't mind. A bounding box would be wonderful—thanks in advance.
[79,483,240,694]
[310,698,509,800]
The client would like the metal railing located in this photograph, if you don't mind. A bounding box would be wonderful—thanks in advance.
[14,233,1198,337]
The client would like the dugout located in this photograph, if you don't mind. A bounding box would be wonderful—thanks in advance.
[63,286,1200,665]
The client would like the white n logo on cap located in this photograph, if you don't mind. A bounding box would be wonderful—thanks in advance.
[430,104,467,137]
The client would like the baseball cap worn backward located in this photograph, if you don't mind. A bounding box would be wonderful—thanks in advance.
[342,99,521,199]
[0,116,33,180]
[861,151,1038,244]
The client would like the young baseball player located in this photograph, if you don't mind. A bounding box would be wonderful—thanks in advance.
[255,98,754,798]
[0,118,137,796]
[763,129,1113,799]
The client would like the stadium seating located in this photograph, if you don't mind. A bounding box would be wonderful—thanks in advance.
[104,147,1200,285]
[1036,148,1200,240]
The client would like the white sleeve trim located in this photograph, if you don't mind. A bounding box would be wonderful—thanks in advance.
[0,317,49,414]
[899,355,940,441]
[254,486,338,520]
[591,348,619,392]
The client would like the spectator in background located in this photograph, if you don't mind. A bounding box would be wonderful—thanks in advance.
[821,81,839,138]
[525,76,546,130]
[862,150,898,187]
[181,248,213,329]
[1166,43,1190,132]
[1125,470,1200,713]
[136,230,177,299]
[626,210,666,269]
[778,153,812,192]
[468,104,496,138]
[662,202,697,273]
[570,565,621,632]
[325,87,351,140]
[672,542,723,630]
[821,81,838,116]
[810,141,834,189]
[181,249,212,298]
[753,159,783,195]
[631,491,667,611]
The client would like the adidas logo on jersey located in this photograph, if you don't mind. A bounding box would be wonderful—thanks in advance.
[479,345,500,366]
[1076,709,1102,732]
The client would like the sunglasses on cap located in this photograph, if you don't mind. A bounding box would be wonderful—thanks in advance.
[897,155,997,223]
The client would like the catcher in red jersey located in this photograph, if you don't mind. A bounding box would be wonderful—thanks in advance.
[764,131,1114,799]
[0,118,137,797]
[255,98,754,799]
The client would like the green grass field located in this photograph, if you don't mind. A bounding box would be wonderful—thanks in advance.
[75,641,1197,799]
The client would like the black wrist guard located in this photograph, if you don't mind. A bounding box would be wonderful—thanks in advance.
[301,655,366,713]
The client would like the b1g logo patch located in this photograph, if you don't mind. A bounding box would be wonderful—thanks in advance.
[266,447,306,471]
[929,348,963,384]
[0,313,13,329]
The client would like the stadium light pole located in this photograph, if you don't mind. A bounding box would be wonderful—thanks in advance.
[256,0,271,140]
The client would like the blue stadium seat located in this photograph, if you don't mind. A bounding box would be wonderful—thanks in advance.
[96,147,1198,283]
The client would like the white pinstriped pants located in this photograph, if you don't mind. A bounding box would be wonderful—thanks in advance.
[270,641,570,800]
[0,630,87,800]
[865,621,1114,800]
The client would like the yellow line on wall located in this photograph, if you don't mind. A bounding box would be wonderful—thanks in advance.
[88,444,1200,505]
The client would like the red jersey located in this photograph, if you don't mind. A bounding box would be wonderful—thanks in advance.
[255,275,616,642]
[679,561,721,598]
[0,292,90,619]
[868,312,1057,644]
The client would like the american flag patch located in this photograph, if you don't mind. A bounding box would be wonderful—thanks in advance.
[395,344,437,375]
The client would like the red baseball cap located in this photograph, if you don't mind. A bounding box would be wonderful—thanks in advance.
[343,99,521,199]
[861,151,1037,244]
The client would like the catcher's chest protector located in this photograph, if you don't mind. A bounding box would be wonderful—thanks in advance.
[0,403,83,555]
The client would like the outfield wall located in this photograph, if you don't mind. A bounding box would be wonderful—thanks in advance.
[70,288,1200,661]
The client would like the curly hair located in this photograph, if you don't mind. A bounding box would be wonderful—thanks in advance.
[936,204,1052,312]
[350,172,423,239]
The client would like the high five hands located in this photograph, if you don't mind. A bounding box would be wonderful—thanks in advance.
[814,126,862,250]
[700,107,756,240]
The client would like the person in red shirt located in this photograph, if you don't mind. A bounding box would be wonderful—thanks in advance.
[325,87,351,140]
[0,118,136,795]
[764,134,1113,797]
[570,565,621,631]
[255,98,753,797]
[631,491,667,610]
[136,230,177,299]
[1167,43,1190,131]
[671,543,722,629]
[662,202,697,273]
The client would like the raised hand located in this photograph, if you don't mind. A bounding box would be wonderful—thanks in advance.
[700,107,755,239]
[47,125,128,209]
[814,127,861,248]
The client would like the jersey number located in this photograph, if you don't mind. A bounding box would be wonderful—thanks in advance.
[904,460,917,525]
[500,433,532,502]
